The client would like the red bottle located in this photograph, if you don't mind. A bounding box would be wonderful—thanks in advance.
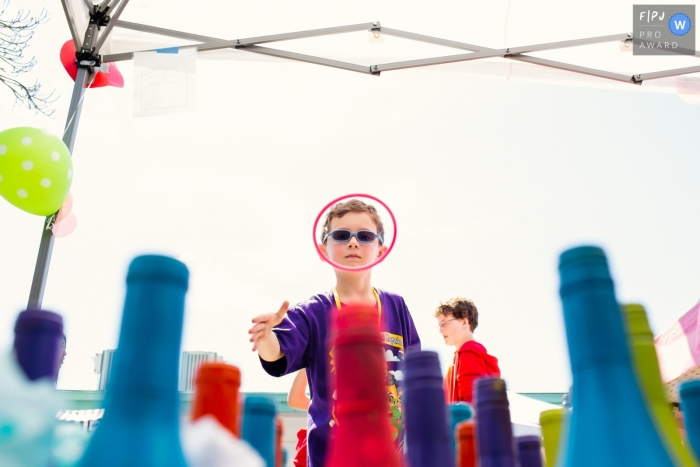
[191,362,241,437]
[457,421,477,467]
[325,304,401,467]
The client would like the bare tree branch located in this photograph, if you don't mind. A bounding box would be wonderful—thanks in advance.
[0,0,57,115]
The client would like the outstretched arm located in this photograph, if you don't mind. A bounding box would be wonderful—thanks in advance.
[288,369,310,410]
[249,301,289,362]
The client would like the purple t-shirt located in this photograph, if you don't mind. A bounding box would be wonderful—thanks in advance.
[260,289,420,467]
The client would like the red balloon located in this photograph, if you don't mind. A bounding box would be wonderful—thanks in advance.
[60,40,124,88]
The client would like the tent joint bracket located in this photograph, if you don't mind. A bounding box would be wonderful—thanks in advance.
[89,4,112,30]
[76,48,102,69]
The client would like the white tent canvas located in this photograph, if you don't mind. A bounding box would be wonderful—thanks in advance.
[0,0,698,396]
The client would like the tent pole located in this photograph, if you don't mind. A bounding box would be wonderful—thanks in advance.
[27,0,112,308]
[26,64,91,308]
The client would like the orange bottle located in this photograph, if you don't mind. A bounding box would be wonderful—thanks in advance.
[191,362,241,437]
[456,421,477,467]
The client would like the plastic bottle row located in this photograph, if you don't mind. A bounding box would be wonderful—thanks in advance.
[4,247,700,466]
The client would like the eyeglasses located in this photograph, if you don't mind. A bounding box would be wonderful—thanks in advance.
[436,318,458,329]
[324,229,383,245]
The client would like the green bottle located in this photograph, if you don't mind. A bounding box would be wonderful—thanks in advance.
[623,304,699,467]
[539,408,565,467]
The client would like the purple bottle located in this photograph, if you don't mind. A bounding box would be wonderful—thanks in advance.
[13,309,63,383]
[403,350,455,467]
[516,435,543,467]
[473,377,515,467]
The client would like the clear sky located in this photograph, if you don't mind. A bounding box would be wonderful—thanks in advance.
[1,0,699,393]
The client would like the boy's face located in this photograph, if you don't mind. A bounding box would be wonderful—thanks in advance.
[437,313,471,346]
[319,211,387,269]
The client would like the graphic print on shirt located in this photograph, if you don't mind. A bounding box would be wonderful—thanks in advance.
[383,332,405,447]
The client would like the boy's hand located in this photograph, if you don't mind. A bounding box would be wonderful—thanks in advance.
[249,301,289,352]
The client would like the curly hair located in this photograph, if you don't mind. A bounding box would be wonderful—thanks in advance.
[320,199,385,245]
[434,297,478,332]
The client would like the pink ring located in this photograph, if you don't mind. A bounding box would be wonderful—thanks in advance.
[313,194,397,272]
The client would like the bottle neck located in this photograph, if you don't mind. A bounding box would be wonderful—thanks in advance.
[107,281,186,413]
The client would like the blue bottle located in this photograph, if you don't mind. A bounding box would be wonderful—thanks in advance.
[403,350,455,467]
[557,246,677,466]
[77,255,189,467]
[473,377,515,467]
[516,435,543,467]
[242,395,277,467]
[13,308,63,383]
[448,403,473,462]
[680,380,700,460]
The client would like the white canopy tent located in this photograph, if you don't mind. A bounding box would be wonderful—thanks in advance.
[59,0,700,104]
[25,0,698,309]
[2,0,699,394]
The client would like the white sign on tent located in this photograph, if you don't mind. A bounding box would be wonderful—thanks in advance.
[133,48,196,117]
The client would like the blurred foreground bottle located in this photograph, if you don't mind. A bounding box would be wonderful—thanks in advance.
[276,418,283,467]
[557,246,677,466]
[681,381,700,461]
[404,350,455,467]
[191,362,242,437]
[325,304,401,467]
[242,396,277,467]
[623,304,699,467]
[473,377,515,467]
[0,351,61,467]
[13,309,63,383]
[539,408,565,466]
[516,435,543,467]
[456,421,476,467]
[77,255,189,467]
[449,403,474,461]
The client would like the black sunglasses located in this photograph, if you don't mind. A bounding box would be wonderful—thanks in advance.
[323,229,383,245]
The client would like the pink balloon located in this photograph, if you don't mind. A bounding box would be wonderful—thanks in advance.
[55,192,73,223]
[52,211,77,238]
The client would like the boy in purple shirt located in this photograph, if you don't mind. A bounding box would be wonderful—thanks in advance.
[249,199,420,467]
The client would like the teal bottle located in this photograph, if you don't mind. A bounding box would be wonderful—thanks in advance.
[557,246,677,467]
[680,380,700,460]
[242,395,277,467]
[77,255,189,467]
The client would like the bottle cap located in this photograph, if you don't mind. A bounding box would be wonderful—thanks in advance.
[473,377,509,410]
[195,362,241,386]
[680,380,700,399]
[404,350,443,386]
[558,246,612,298]
[127,255,189,289]
[244,395,277,415]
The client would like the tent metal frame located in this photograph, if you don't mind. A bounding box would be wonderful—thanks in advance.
[27,0,700,307]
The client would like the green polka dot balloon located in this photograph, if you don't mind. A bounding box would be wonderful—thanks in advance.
[0,127,73,216]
